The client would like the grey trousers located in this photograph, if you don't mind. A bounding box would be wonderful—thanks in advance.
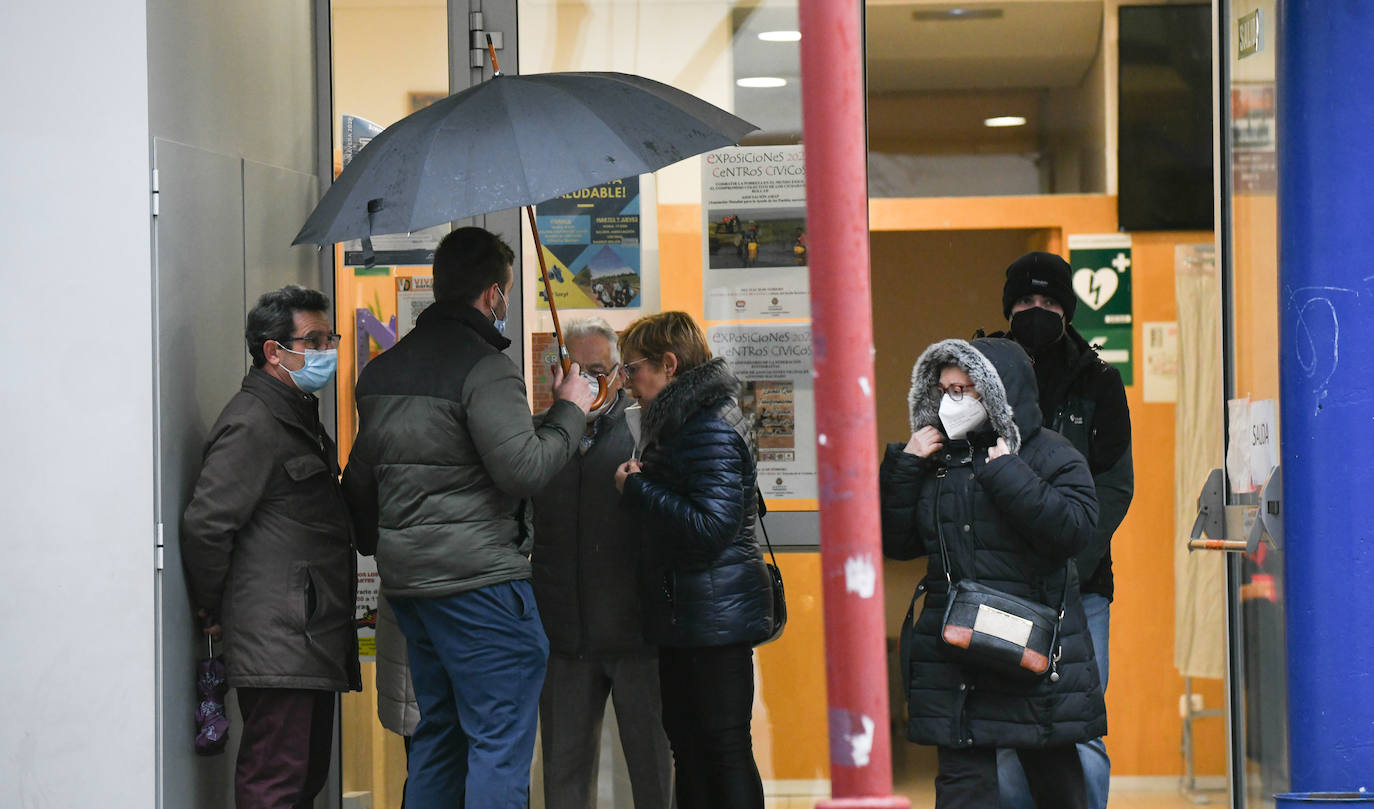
[539,653,674,809]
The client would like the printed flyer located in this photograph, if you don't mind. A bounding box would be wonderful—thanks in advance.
[534,177,642,310]
[707,323,817,505]
[395,275,435,338]
[340,114,448,267]
[701,146,810,321]
[356,556,379,661]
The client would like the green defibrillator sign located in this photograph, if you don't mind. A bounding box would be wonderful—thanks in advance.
[1067,234,1134,385]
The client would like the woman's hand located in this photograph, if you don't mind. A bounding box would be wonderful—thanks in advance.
[903,426,946,458]
[986,437,1011,461]
[615,458,643,493]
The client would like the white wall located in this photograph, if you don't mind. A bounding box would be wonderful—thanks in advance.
[0,1,156,807]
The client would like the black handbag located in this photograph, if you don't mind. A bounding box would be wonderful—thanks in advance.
[756,490,787,645]
[933,472,1069,681]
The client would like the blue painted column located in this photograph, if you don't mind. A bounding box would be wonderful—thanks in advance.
[1277,2,1374,795]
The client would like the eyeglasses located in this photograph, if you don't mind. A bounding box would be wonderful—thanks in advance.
[622,357,655,379]
[936,383,976,401]
[580,363,620,381]
[280,332,342,351]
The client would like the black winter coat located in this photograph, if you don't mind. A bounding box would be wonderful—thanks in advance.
[986,324,1133,600]
[881,338,1106,749]
[622,358,774,648]
[532,394,655,658]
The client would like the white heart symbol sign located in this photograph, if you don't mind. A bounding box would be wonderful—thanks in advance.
[1073,268,1119,311]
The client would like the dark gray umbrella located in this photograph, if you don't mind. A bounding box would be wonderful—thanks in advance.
[294,53,756,410]
[292,70,757,247]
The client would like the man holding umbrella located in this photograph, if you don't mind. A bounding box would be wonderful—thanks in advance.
[343,226,596,808]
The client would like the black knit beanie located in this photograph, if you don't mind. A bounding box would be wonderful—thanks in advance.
[1001,251,1076,323]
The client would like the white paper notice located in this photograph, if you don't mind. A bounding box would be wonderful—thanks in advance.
[707,323,818,501]
[1226,397,1254,494]
[701,145,810,321]
[1247,398,1279,488]
[1143,321,1179,403]
[396,276,435,338]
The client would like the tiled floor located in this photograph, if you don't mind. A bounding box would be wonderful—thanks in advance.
[765,784,1219,809]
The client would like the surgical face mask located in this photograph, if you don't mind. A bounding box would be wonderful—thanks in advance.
[939,393,989,440]
[1009,306,1065,354]
[490,285,509,335]
[580,371,615,422]
[276,344,338,393]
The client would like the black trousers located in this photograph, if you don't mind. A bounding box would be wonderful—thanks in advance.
[658,644,765,809]
[235,687,335,809]
[936,744,1086,809]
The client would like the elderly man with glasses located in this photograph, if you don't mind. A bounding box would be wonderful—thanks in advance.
[531,317,673,809]
[181,285,359,809]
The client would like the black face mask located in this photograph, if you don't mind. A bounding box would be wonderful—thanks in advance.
[1009,307,1066,354]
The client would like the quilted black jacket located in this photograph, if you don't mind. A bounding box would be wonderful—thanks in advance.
[880,337,1106,749]
[622,358,773,648]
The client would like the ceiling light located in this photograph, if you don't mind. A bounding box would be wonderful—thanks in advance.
[737,77,788,89]
[984,116,1028,128]
[758,30,802,42]
[913,8,1004,21]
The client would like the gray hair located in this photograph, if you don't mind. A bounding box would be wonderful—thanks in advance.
[564,316,620,365]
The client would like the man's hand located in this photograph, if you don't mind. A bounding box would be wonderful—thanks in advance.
[197,608,222,641]
[615,458,642,493]
[986,437,1012,461]
[903,426,946,458]
[552,361,596,413]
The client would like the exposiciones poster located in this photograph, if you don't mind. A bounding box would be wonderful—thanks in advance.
[701,146,810,320]
[707,323,817,505]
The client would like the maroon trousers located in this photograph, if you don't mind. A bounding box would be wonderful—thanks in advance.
[235,688,335,809]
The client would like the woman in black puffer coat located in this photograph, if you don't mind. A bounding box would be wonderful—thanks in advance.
[880,337,1106,809]
[614,311,773,809]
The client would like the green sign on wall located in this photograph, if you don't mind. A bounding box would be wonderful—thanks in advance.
[1067,234,1134,385]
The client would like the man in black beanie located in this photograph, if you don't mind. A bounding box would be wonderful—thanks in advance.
[990,251,1133,809]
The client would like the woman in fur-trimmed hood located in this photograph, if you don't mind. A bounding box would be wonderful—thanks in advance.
[880,337,1106,809]
[614,311,772,809]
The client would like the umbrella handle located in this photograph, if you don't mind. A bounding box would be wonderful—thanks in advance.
[525,206,611,414]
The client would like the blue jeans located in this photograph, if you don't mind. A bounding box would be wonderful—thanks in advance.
[389,581,550,809]
[997,593,1110,809]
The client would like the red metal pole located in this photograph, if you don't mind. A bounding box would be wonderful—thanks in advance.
[799,2,908,808]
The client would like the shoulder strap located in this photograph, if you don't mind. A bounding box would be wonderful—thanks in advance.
[755,488,779,567]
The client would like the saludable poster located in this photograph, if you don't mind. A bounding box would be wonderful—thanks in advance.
[534,177,642,310]
[707,323,817,505]
[701,146,810,321]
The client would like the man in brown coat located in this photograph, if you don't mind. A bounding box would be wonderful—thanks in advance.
[182,285,360,809]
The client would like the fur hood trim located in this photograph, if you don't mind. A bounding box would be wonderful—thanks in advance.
[908,338,1022,453]
[641,357,742,446]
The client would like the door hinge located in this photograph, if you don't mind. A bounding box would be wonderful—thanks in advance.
[469,12,504,69]
[151,168,160,217]
[155,521,165,571]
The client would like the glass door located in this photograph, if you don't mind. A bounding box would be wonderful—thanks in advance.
[1219,1,1288,806]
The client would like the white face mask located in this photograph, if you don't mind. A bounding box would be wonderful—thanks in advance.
[938,393,989,440]
[580,372,615,422]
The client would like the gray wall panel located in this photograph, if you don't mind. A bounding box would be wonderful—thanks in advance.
[147,0,317,173]
[244,159,324,298]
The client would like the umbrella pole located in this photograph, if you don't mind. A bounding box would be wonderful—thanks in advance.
[524,206,608,409]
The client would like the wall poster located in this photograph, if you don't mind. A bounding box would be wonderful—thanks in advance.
[701,145,810,321]
[1068,233,1135,385]
[534,177,642,310]
[396,275,435,339]
[707,324,817,505]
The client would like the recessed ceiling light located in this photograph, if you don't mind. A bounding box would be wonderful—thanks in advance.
[984,116,1028,128]
[737,77,788,89]
[913,8,1004,21]
[758,30,802,42]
